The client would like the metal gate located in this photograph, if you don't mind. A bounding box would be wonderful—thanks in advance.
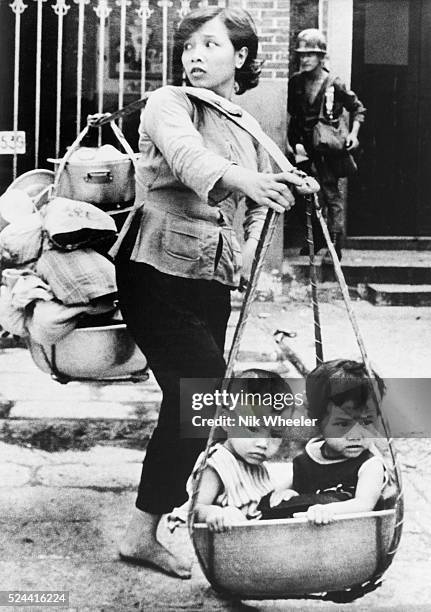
[0,0,227,190]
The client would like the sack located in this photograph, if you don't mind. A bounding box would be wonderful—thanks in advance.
[312,120,347,155]
[0,212,44,267]
[312,75,348,156]
[36,248,117,305]
[43,197,117,251]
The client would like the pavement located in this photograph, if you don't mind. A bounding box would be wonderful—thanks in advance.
[1,284,431,611]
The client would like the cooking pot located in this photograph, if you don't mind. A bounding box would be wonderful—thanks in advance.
[48,145,139,209]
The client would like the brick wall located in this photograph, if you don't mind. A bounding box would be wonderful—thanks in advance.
[249,0,291,80]
[229,0,320,80]
[287,0,319,75]
[228,0,290,80]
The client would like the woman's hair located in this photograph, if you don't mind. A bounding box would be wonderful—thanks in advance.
[173,7,261,95]
[305,359,386,422]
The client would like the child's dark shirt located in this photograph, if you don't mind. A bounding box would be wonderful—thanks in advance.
[292,438,376,499]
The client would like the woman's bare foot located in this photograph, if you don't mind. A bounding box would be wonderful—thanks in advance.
[119,508,191,579]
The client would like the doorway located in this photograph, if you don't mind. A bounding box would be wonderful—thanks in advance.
[349,0,431,236]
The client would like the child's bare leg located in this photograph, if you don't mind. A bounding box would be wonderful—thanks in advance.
[119,508,191,579]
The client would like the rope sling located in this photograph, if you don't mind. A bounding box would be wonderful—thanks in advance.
[34,88,403,600]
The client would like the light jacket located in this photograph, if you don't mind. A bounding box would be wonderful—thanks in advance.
[110,86,271,288]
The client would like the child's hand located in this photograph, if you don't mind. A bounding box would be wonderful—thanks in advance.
[269,488,298,508]
[306,504,336,525]
[205,506,246,533]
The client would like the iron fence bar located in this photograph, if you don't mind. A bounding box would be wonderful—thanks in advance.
[137,0,153,97]
[34,0,45,167]
[116,0,130,128]
[75,0,89,138]
[10,0,27,180]
[53,0,70,158]
[94,0,112,145]
[159,0,171,87]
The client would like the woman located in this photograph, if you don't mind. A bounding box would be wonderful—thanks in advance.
[288,29,366,259]
[113,7,311,578]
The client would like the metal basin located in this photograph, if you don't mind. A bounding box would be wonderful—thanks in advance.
[28,323,147,382]
[193,510,396,599]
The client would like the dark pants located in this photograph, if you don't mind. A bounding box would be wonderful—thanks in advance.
[313,154,344,235]
[297,149,344,238]
[115,259,231,515]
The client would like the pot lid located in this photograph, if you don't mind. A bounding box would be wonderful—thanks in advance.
[48,144,134,164]
[7,169,55,197]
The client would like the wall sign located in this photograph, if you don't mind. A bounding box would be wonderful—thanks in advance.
[0,131,26,155]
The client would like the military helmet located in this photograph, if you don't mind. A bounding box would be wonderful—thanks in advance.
[295,29,327,54]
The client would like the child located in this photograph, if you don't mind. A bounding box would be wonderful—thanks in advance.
[171,361,388,532]
[169,369,298,533]
[259,359,388,524]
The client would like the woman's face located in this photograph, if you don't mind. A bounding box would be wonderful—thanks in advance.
[182,16,248,98]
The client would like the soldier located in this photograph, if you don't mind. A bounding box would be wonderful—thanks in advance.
[288,29,366,259]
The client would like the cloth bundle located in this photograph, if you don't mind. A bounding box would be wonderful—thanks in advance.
[42,197,117,250]
[37,249,117,306]
[0,213,45,267]
[0,197,118,344]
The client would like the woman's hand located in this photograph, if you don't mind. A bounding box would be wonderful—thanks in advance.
[243,170,297,213]
[346,132,359,151]
[205,506,246,532]
[220,167,298,212]
[219,166,320,210]
[244,169,320,201]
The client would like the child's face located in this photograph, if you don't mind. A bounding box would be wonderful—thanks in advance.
[224,424,282,465]
[320,397,380,458]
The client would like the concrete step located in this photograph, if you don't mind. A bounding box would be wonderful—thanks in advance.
[284,249,431,285]
[365,283,431,307]
[345,236,431,251]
